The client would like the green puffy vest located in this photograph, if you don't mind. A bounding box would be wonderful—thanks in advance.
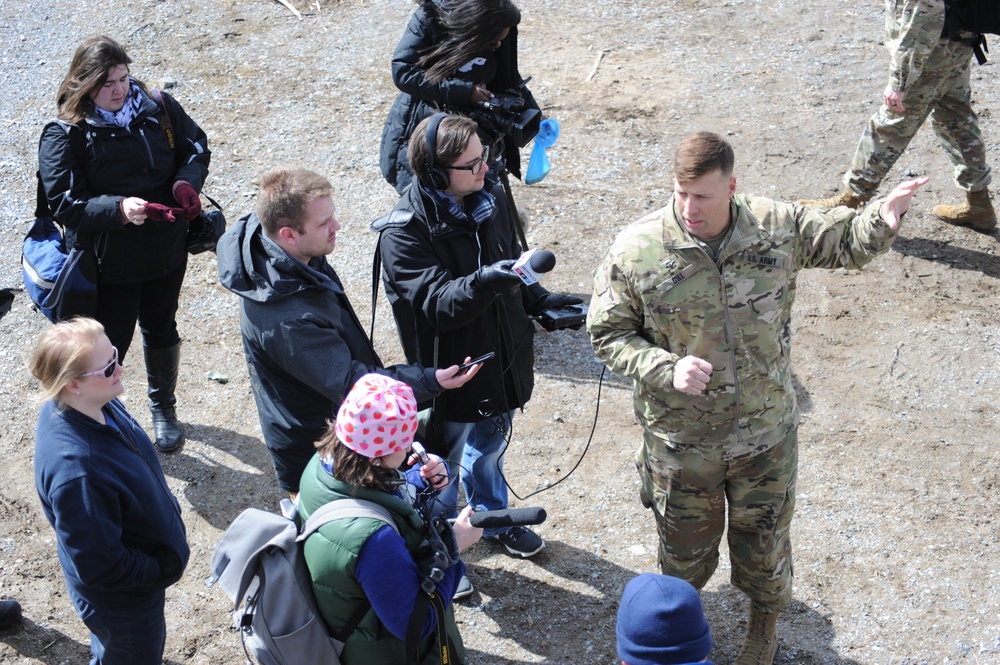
[297,455,465,665]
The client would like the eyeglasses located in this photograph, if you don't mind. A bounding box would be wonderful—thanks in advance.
[445,146,490,173]
[81,346,118,379]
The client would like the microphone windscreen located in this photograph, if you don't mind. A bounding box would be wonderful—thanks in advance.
[468,507,547,529]
[528,249,556,274]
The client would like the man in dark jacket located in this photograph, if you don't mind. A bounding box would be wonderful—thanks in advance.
[217,167,476,495]
[374,114,581,567]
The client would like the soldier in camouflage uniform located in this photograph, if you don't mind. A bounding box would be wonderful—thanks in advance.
[801,0,995,229]
[587,132,927,665]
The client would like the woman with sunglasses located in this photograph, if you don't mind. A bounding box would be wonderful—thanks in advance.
[379,0,537,194]
[29,317,189,665]
[38,35,212,452]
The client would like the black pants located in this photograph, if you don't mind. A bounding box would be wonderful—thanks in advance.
[96,257,187,365]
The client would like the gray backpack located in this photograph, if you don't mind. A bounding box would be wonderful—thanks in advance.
[206,499,397,665]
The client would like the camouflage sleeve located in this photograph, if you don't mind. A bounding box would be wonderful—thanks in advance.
[586,251,679,389]
[791,199,899,270]
[886,0,946,92]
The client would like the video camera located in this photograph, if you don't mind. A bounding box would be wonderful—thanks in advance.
[467,80,541,149]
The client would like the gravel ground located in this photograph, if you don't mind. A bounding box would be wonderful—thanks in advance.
[1,0,999,664]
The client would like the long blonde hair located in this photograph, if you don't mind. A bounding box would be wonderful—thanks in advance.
[28,317,105,405]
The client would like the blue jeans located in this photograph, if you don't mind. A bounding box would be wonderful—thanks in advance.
[434,410,515,538]
[71,588,167,665]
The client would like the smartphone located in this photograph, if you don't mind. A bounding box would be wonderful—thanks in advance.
[457,351,495,375]
[411,441,431,465]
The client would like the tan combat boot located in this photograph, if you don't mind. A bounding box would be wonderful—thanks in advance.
[933,189,997,230]
[798,189,872,209]
[733,606,779,665]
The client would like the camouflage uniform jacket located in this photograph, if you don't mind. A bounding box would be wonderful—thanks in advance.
[587,194,897,456]
[885,0,972,93]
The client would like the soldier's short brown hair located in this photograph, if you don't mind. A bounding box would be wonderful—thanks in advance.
[673,132,735,183]
[256,167,333,236]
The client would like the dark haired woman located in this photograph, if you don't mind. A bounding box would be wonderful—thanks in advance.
[298,373,482,664]
[38,35,211,452]
[379,0,538,193]
[30,318,189,664]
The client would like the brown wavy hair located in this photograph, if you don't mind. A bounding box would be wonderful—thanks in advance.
[56,35,149,124]
[314,421,402,492]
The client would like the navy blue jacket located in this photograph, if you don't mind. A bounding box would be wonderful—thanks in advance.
[34,399,189,605]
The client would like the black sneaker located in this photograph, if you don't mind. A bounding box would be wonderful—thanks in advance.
[494,526,545,558]
[0,600,22,628]
[453,574,474,600]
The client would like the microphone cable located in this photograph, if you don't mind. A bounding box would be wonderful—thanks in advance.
[499,364,607,502]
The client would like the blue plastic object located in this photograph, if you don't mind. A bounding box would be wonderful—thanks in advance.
[525,118,560,185]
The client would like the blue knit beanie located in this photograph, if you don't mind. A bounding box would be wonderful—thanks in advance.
[616,574,713,665]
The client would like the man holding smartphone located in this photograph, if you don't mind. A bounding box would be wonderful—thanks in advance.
[217,167,477,497]
[373,114,580,585]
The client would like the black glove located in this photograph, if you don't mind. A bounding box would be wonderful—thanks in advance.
[475,259,521,293]
[528,292,584,316]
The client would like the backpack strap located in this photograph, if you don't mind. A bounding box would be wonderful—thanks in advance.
[150,89,177,151]
[298,498,399,542]
[369,209,413,343]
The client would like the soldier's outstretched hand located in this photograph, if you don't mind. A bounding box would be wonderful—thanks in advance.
[880,176,930,230]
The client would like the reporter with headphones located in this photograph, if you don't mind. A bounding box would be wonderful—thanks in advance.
[372,114,581,594]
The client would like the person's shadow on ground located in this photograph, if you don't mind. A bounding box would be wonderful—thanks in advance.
[0,617,185,665]
[459,539,863,665]
[892,232,1000,279]
[157,423,281,530]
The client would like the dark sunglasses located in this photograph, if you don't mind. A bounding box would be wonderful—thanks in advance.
[81,346,119,379]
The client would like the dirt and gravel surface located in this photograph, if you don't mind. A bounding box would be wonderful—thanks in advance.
[1,0,999,663]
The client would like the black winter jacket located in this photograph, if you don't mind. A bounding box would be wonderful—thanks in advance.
[217,213,442,491]
[378,1,537,193]
[373,179,535,423]
[37,89,210,283]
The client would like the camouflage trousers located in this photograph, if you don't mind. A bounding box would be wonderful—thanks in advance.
[637,427,797,613]
[846,39,991,197]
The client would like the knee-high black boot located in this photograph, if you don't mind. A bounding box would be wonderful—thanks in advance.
[145,343,183,452]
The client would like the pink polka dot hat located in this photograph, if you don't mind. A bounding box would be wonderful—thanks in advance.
[334,373,418,458]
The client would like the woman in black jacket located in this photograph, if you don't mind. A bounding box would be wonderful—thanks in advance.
[38,35,211,452]
[379,0,538,193]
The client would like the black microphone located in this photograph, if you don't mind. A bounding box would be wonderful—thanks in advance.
[468,507,547,529]
[511,249,556,285]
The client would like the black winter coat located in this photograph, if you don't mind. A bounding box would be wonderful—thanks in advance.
[217,213,442,492]
[37,89,210,283]
[373,179,535,423]
[378,2,538,194]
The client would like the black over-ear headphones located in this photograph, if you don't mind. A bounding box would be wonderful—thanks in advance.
[424,112,452,191]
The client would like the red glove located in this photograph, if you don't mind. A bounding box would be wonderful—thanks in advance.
[173,181,202,220]
[144,203,179,223]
